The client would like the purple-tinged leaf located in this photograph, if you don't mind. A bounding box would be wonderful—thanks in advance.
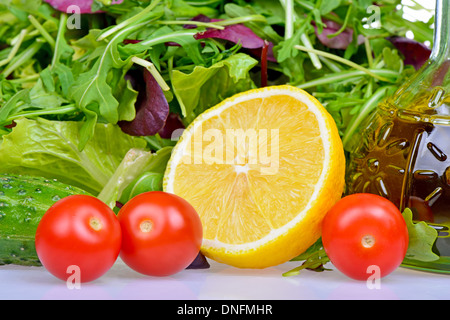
[186,252,210,269]
[184,14,212,29]
[387,36,431,70]
[44,0,123,14]
[123,39,142,45]
[313,19,365,50]
[190,15,276,62]
[158,113,185,139]
[195,24,264,49]
[119,69,169,136]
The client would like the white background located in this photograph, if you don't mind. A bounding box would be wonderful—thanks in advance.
[1,258,449,300]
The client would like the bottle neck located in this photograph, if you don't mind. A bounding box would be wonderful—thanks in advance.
[430,0,450,62]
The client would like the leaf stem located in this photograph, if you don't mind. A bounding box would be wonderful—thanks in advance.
[214,15,267,26]
[284,0,294,40]
[51,13,68,68]
[155,20,224,30]
[8,74,40,83]
[297,69,399,89]
[0,29,27,68]
[2,41,43,78]
[131,56,170,91]
[364,38,374,68]
[138,30,197,47]
[28,15,55,50]
[342,86,395,148]
[327,5,352,39]
[97,0,162,41]
[294,45,392,82]
[300,33,322,70]
[279,0,322,69]
[6,105,78,123]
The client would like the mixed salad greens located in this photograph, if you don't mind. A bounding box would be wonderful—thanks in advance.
[0,0,439,270]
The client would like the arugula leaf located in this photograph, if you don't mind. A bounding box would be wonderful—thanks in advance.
[283,238,331,277]
[319,0,342,15]
[223,3,283,44]
[68,23,141,149]
[124,25,205,66]
[50,13,74,96]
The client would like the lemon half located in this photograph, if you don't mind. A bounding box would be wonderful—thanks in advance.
[163,85,345,268]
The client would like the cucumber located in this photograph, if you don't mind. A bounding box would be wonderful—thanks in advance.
[0,173,91,266]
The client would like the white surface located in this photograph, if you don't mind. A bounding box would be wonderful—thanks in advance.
[0,258,448,300]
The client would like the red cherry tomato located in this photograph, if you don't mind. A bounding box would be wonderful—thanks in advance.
[117,191,203,277]
[322,193,409,281]
[35,195,121,283]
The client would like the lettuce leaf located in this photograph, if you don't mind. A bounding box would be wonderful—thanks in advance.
[0,117,147,194]
[98,146,172,208]
[402,208,439,262]
[171,53,258,124]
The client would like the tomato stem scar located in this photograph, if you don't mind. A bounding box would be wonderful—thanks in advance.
[89,217,102,231]
[362,234,375,248]
[140,220,153,233]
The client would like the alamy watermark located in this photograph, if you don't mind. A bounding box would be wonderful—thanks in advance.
[171,126,280,175]
[66,5,81,30]
[366,5,382,29]
[66,265,81,289]
[366,265,382,289]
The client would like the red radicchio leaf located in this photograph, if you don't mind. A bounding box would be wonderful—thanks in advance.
[44,0,123,14]
[387,36,431,70]
[158,113,185,139]
[260,40,270,87]
[119,69,169,136]
[186,252,210,269]
[313,19,365,50]
[191,15,276,62]
[123,39,142,45]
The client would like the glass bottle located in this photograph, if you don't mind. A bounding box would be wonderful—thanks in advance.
[345,0,450,273]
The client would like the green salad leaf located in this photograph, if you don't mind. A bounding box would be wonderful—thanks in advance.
[402,208,440,262]
[172,53,258,124]
[0,117,147,194]
[98,146,172,209]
